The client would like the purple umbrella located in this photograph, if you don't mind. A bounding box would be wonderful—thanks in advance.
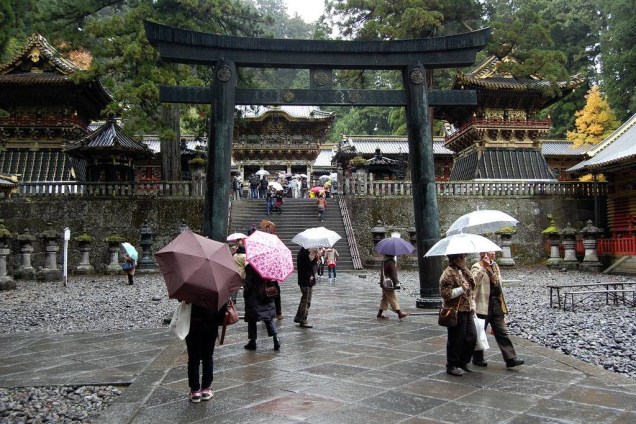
[374,237,415,256]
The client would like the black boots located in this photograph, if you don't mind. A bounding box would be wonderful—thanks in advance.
[506,357,525,368]
[273,336,281,350]
[244,339,256,350]
[472,350,488,367]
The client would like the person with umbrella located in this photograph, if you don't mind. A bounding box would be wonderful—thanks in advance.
[439,253,477,377]
[377,254,410,320]
[324,246,339,282]
[121,242,138,286]
[243,263,281,351]
[293,246,317,328]
[470,251,524,369]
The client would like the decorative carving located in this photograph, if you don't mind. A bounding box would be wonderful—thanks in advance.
[508,110,526,120]
[217,65,232,82]
[313,71,330,86]
[484,108,504,120]
[282,91,295,103]
[348,91,361,103]
[410,69,425,85]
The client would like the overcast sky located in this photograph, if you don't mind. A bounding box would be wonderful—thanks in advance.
[283,0,325,23]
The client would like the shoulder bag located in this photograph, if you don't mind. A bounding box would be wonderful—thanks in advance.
[219,299,239,345]
[438,296,464,328]
[379,262,395,290]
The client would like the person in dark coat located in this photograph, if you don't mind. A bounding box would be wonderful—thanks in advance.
[377,255,409,319]
[243,264,280,350]
[185,303,218,403]
[294,247,316,328]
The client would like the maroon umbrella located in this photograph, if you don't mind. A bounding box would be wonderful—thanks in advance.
[155,231,244,312]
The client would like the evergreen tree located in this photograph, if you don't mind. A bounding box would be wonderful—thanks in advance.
[566,86,619,147]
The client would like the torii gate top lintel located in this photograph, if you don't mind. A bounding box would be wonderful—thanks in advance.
[144,20,490,69]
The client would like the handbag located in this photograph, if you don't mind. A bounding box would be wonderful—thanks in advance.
[438,297,464,328]
[219,299,239,346]
[122,261,133,271]
[264,281,278,298]
[169,301,191,340]
[379,263,395,291]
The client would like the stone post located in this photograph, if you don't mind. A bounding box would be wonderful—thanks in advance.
[74,232,94,275]
[365,221,386,268]
[15,229,36,280]
[542,216,562,268]
[560,222,579,270]
[137,220,158,273]
[495,228,516,267]
[104,235,124,274]
[579,220,602,272]
[0,220,15,290]
[36,222,61,281]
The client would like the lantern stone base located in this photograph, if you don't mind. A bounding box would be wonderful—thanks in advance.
[365,254,385,268]
[36,268,61,282]
[416,295,443,309]
[75,265,95,275]
[136,266,160,274]
[579,261,602,273]
[561,259,579,270]
[546,258,562,268]
[14,267,35,280]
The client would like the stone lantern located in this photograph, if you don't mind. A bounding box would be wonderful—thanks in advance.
[104,234,125,274]
[495,227,516,267]
[36,222,61,281]
[404,226,419,268]
[15,229,36,280]
[542,215,562,268]
[560,222,579,270]
[366,221,386,267]
[74,230,95,275]
[0,220,16,290]
[137,220,158,273]
[579,220,602,272]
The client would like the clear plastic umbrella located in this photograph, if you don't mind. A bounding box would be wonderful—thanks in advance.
[121,242,138,262]
[292,227,341,249]
[424,233,501,257]
[268,181,284,191]
[446,210,518,236]
[255,169,270,177]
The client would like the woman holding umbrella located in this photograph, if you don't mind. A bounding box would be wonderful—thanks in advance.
[439,253,477,377]
[375,237,413,320]
[243,264,281,351]
[121,242,138,286]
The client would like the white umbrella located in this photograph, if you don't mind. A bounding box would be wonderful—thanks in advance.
[328,172,338,182]
[299,174,308,178]
[268,181,284,191]
[227,232,247,242]
[318,175,331,184]
[255,169,270,177]
[446,210,518,236]
[291,227,341,249]
[424,233,502,257]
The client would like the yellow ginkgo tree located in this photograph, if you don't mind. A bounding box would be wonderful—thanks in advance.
[567,86,620,147]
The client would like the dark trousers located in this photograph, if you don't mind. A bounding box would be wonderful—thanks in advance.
[247,319,276,340]
[294,286,313,323]
[478,303,517,361]
[446,311,476,368]
[185,322,218,392]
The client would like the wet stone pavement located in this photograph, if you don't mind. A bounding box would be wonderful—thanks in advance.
[2,271,636,423]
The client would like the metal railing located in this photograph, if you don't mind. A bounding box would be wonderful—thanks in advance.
[339,197,363,270]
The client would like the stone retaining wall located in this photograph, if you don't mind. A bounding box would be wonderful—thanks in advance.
[0,194,601,274]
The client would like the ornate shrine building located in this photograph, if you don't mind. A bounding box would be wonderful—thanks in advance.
[0,34,112,181]
[232,106,336,178]
[439,56,584,180]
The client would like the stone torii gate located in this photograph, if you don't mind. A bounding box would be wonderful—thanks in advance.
[144,21,490,307]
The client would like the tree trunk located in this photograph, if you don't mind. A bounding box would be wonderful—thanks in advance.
[160,104,182,181]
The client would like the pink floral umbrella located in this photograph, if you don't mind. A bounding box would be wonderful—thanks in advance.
[244,230,294,282]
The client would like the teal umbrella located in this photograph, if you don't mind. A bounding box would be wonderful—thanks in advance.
[121,242,138,262]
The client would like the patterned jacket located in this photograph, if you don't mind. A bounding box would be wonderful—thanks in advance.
[439,265,475,312]
[471,261,508,316]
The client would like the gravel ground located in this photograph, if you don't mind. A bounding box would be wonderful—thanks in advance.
[1,266,635,422]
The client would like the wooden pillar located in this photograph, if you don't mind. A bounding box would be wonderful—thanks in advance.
[403,64,443,308]
[203,60,236,242]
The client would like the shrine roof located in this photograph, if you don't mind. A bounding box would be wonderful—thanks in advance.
[0,149,76,182]
[568,113,636,174]
[541,140,593,157]
[0,33,80,75]
[66,118,153,159]
[314,148,336,168]
[239,106,335,122]
[450,148,556,181]
[341,135,461,156]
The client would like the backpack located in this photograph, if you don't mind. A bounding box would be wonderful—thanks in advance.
[301,180,308,189]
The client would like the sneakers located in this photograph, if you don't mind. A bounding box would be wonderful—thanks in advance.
[200,388,214,401]
[190,391,202,403]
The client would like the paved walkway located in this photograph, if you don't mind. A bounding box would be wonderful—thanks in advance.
[2,272,636,423]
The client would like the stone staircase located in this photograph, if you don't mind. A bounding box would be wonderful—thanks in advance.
[228,196,355,271]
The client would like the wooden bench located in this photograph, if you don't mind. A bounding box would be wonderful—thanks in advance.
[547,282,636,309]
[563,289,636,311]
